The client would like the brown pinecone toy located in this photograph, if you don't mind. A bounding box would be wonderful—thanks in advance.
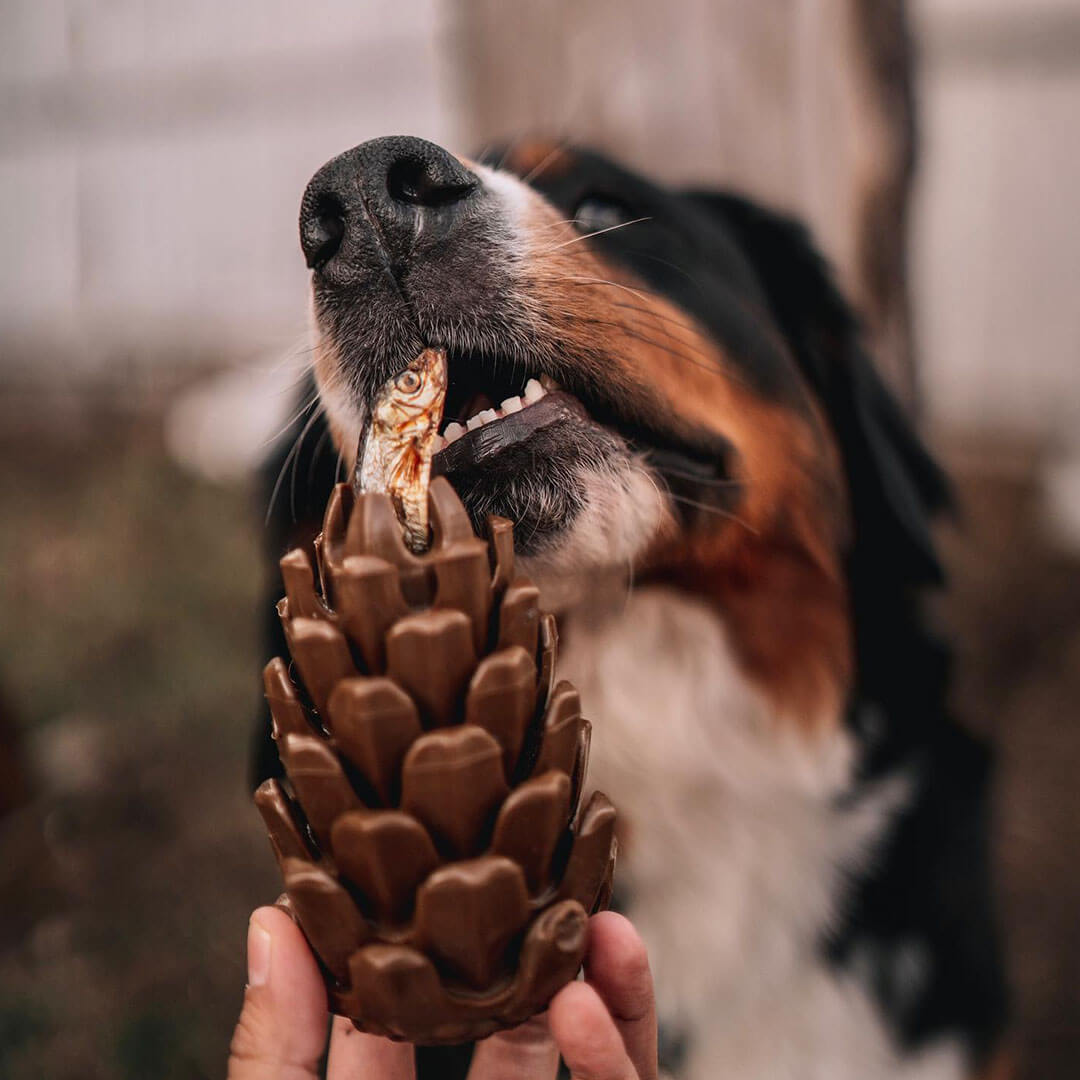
[254,477,617,1045]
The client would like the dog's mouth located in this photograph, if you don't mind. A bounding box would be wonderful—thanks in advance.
[404,346,737,545]
[350,342,736,550]
[431,355,591,477]
[369,347,627,549]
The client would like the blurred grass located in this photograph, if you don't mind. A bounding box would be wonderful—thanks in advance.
[0,423,264,734]
[0,416,280,1079]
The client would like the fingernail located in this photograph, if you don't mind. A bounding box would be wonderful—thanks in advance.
[247,915,272,987]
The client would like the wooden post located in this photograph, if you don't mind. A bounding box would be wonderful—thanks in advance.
[451,0,917,405]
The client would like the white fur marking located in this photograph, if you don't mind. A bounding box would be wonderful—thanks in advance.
[520,456,671,584]
[558,587,963,1079]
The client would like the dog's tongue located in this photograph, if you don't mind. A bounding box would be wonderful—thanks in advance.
[433,391,587,475]
[452,393,495,424]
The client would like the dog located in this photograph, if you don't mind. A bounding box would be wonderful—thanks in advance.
[254,136,1008,1079]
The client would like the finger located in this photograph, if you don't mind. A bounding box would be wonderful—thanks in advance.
[549,982,636,1080]
[228,906,329,1079]
[583,913,658,1080]
[326,1014,415,1080]
[467,1013,560,1079]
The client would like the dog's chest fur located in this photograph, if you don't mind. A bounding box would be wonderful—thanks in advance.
[555,585,966,1080]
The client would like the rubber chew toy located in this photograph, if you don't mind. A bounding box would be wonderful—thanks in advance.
[254,414,617,1042]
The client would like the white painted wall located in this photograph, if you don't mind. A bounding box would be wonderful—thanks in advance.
[0,0,457,377]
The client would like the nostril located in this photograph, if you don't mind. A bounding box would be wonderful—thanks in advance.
[387,156,476,209]
[300,138,480,273]
[303,193,346,270]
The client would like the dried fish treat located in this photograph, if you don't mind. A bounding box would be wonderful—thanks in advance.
[356,348,447,553]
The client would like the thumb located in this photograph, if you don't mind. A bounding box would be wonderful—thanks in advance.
[228,906,330,1079]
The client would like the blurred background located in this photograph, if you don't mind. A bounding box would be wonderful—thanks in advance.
[0,1,1077,1076]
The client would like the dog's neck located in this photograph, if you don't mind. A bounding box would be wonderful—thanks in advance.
[549,581,927,1078]
[524,562,628,622]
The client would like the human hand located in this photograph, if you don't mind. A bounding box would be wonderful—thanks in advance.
[228,904,657,1079]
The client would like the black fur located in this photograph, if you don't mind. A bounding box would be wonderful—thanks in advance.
[687,192,1007,1067]
[251,386,341,790]
[684,193,954,763]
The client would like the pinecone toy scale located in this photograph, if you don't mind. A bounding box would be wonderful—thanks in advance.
[254,476,617,1045]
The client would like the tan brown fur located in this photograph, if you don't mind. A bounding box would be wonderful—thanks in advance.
[972,1049,1015,1080]
[510,188,854,727]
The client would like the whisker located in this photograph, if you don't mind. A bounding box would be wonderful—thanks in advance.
[575,302,706,355]
[536,217,586,230]
[536,285,757,389]
[667,491,759,535]
[643,463,740,488]
[496,133,531,173]
[306,424,333,489]
[601,298,703,339]
[537,275,708,341]
[538,217,652,254]
[556,275,662,307]
[623,551,636,612]
[264,402,325,526]
[260,390,321,451]
[519,138,573,185]
[632,251,710,299]
[473,140,498,168]
[254,338,319,387]
[289,405,328,523]
[570,313,726,378]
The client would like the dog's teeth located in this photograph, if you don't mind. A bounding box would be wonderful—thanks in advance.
[524,378,546,404]
[432,434,447,453]
[466,414,484,432]
[477,408,498,426]
[539,374,559,391]
[501,396,523,414]
[443,421,465,443]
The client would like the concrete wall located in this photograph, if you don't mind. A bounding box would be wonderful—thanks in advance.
[912,0,1080,439]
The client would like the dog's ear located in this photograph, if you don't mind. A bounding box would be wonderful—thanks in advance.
[684,191,950,591]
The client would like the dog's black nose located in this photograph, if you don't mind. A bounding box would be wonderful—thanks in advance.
[299,136,479,273]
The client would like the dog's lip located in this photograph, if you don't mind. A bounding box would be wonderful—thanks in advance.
[432,390,588,475]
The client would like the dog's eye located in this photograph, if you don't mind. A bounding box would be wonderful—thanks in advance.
[572,196,632,235]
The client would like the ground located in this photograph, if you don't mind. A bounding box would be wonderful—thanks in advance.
[0,412,1076,1078]
[0,415,277,1079]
